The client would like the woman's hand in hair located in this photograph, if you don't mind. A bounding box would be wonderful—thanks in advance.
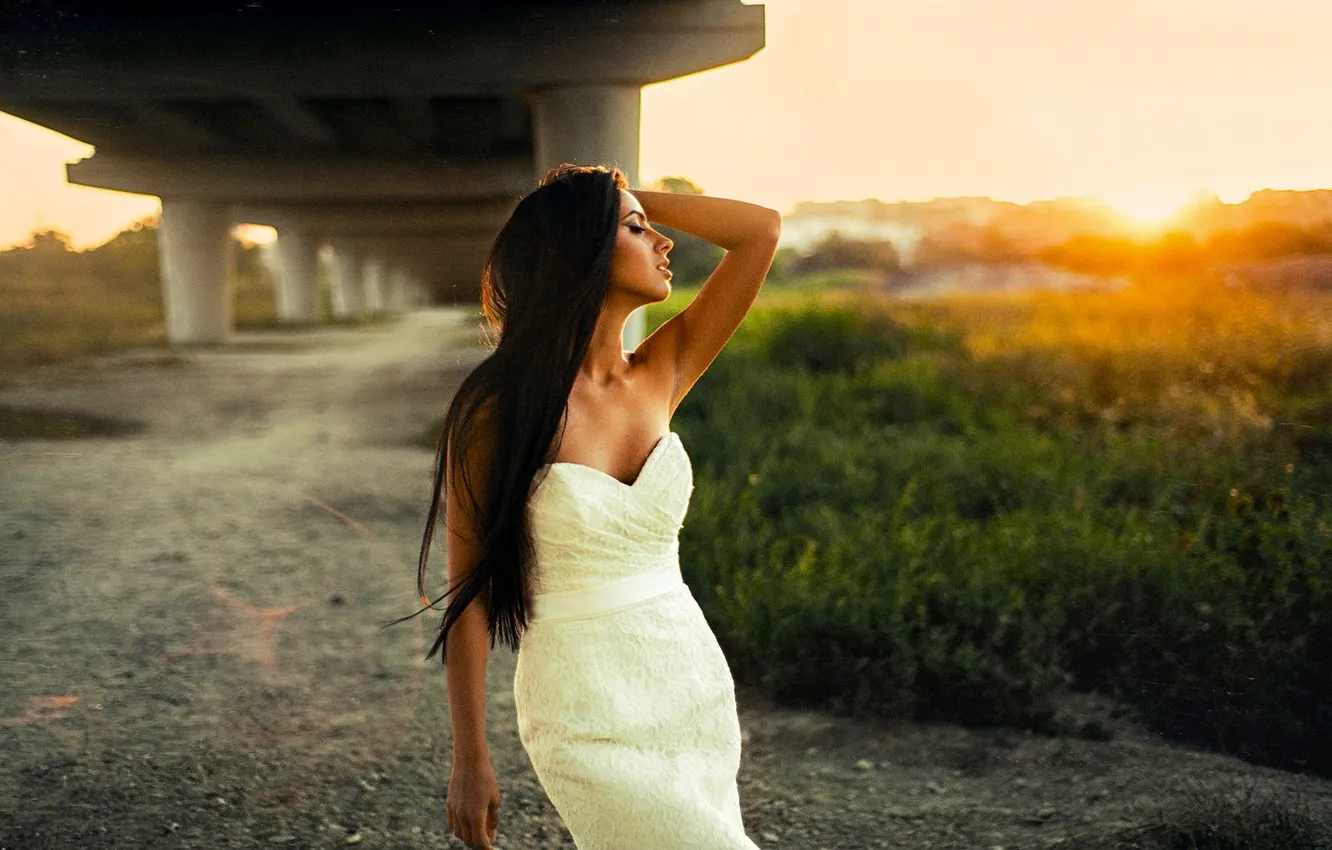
[632,190,782,416]
[447,754,501,849]
[632,189,781,253]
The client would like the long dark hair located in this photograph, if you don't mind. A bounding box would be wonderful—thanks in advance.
[388,163,628,662]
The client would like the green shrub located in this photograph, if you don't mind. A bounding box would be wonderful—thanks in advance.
[1107,487,1332,773]
[747,304,909,374]
[671,290,1332,776]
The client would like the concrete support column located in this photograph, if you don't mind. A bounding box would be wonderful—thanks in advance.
[258,240,282,285]
[532,84,644,349]
[362,257,386,314]
[385,267,409,312]
[532,84,641,187]
[398,271,416,309]
[328,245,364,319]
[156,198,234,344]
[392,269,424,308]
[274,228,320,323]
[407,273,429,308]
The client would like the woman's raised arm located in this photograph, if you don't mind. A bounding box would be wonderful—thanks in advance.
[634,190,782,413]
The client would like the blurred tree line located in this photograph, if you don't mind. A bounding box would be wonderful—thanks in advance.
[0,218,280,367]
[1038,222,1332,277]
[0,218,274,305]
[765,219,1332,281]
[0,223,160,298]
[786,231,900,277]
[923,220,1332,278]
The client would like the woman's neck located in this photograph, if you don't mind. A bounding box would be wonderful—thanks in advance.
[579,304,635,385]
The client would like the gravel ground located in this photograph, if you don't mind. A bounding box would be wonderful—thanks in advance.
[2,308,1328,850]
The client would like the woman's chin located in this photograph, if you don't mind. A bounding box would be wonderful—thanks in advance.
[633,285,671,307]
[609,281,672,310]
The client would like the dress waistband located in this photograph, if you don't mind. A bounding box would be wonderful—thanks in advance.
[529,565,685,623]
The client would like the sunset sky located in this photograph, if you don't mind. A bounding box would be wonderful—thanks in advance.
[3,0,1331,250]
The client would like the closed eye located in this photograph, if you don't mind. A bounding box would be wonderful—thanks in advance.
[627,224,647,234]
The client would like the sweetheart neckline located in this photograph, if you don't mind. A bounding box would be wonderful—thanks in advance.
[538,431,678,490]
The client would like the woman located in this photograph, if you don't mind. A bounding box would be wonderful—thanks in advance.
[412,163,781,849]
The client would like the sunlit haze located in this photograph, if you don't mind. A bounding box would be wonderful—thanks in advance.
[4,0,1332,250]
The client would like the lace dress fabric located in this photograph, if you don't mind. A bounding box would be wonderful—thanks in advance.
[513,432,761,849]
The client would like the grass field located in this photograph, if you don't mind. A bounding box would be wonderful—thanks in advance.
[648,270,1332,778]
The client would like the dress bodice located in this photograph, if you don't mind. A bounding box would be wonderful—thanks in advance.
[526,431,693,596]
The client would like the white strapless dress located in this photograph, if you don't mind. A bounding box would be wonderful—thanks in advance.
[513,431,761,849]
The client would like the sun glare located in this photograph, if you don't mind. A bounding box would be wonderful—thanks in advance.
[1097,191,1195,231]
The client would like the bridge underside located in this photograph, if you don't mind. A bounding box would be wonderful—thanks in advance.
[0,1,764,343]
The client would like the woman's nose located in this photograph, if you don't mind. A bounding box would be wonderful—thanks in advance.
[658,233,674,253]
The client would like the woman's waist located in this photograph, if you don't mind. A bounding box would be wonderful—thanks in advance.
[528,560,684,624]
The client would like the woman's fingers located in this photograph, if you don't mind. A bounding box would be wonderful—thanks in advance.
[453,810,494,849]
[487,792,501,839]
[462,821,492,849]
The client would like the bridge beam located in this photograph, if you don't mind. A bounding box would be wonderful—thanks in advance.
[66,153,530,202]
[0,3,765,100]
[234,199,514,237]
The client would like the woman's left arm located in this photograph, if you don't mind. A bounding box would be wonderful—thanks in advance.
[634,190,782,413]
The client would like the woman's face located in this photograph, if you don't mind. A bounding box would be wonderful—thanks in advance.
[608,189,674,304]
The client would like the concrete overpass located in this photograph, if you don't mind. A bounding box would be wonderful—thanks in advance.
[0,1,765,346]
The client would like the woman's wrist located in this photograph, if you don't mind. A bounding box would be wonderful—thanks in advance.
[453,741,490,765]
[634,190,781,251]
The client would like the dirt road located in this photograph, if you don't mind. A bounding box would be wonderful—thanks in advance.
[2,309,1327,849]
